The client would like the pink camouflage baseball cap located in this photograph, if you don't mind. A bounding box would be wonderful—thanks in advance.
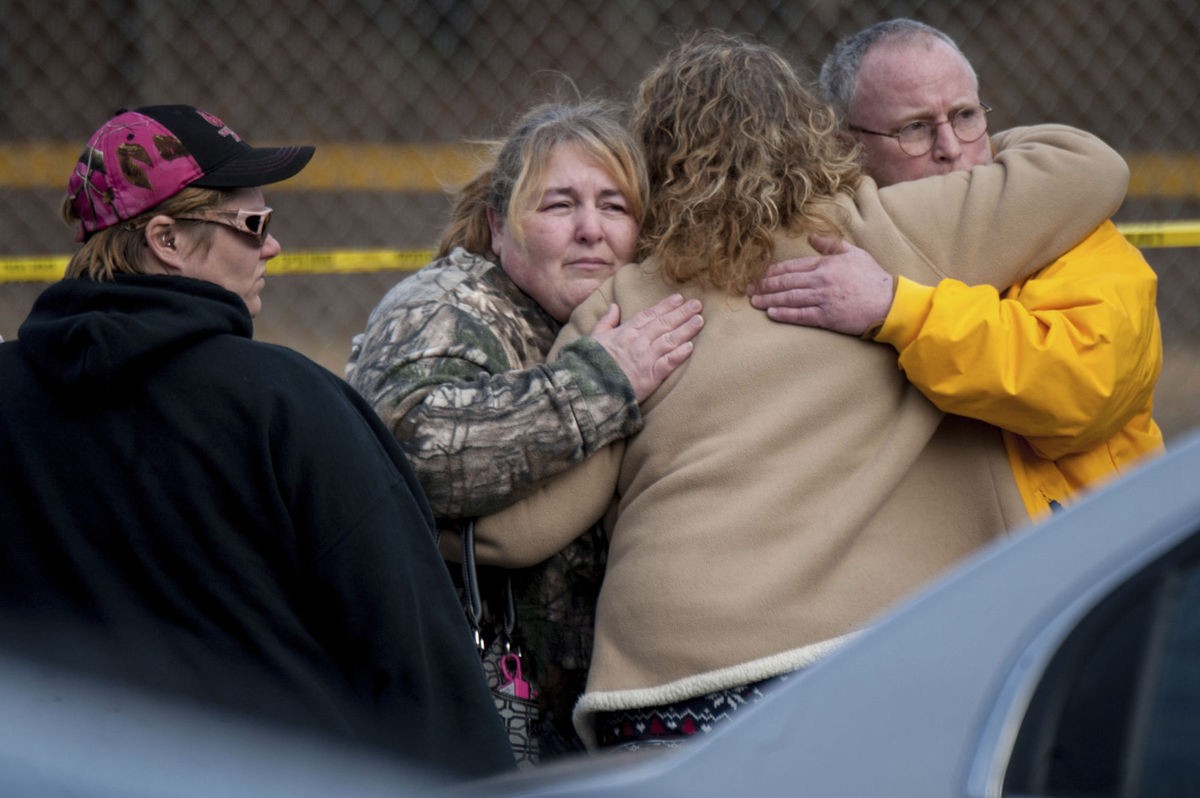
[67,105,314,241]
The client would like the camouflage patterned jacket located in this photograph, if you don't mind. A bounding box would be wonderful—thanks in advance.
[345,247,638,755]
[346,247,641,519]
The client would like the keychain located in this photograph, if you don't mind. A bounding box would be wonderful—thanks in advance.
[497,650,537,699]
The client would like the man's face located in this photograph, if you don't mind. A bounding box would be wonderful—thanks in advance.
[848,38,992,187]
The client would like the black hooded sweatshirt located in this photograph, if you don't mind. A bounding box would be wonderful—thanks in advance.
[0,274,512,778]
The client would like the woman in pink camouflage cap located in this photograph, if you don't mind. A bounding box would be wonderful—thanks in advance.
[0,105,513,778]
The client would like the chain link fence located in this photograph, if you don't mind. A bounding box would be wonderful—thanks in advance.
[2,0,1197,438]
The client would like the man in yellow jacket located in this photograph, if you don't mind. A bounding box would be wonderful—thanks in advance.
[749,18,1163,519]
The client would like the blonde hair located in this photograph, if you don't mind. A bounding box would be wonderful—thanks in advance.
[61,187,229,280]
[632,31,863,293]
[437,101,648,258]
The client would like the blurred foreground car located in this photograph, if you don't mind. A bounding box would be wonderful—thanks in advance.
[2,431,1198,797]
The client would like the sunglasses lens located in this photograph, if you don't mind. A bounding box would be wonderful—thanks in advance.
[245,211,271,242]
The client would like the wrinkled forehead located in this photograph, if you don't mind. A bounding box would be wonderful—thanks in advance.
[516,139,630,208]
[852,38,979,118]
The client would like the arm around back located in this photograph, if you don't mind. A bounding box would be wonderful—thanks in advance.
[346,252,640,519]
[468,285,630,567]
[851,124,1130,291]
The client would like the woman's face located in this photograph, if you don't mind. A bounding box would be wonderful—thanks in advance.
[177,187,279,317]
[490,142,639,322]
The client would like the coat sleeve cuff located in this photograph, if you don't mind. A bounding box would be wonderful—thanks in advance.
[873,276,936,350]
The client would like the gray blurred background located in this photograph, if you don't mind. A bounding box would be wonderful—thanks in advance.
[2,0,1197,439]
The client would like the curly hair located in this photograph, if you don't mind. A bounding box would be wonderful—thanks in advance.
[437,100,647,259]
[632,31,862,293]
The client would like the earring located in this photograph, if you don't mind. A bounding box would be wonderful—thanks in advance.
[162,234,175,249]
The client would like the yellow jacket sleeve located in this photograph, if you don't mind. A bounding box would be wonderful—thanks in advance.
[875,221,1163,461]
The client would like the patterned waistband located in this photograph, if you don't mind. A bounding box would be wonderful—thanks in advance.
[592,673,787,747]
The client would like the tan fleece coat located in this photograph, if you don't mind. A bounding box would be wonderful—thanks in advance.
[459,124,1130,746]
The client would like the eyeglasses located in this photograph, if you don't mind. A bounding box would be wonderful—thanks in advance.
[174,207,273,246]
[849,103,992,157]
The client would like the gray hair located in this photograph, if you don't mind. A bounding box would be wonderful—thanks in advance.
[818,18,978,118]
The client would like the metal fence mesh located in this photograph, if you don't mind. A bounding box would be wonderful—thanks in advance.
[3,0,1198,438]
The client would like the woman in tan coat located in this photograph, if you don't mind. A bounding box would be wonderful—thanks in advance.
[459,31,1131,750]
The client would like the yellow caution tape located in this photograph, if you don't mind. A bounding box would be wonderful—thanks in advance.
[1114,220,1200,249]
[0,250,436,283]
[2,223,1196,284]
[1,256,70,283]
[266,249,436,275]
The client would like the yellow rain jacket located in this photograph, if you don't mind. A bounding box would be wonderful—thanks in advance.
[875,220,1164,519]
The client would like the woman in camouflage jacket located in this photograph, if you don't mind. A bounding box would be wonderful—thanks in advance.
[346,100,702,756]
